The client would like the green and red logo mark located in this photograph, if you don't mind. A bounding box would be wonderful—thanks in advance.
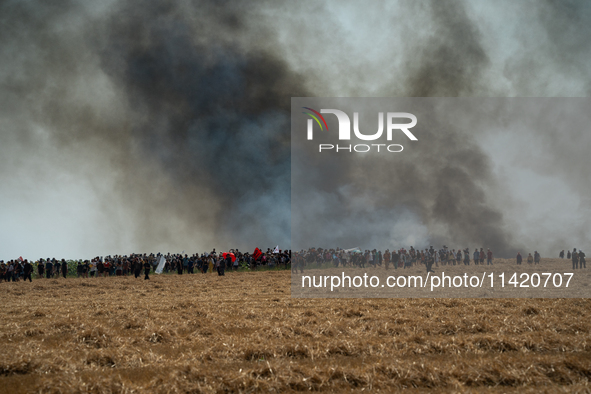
[302,107,329,131]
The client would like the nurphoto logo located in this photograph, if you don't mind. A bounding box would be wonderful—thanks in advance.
[303,107,418,153]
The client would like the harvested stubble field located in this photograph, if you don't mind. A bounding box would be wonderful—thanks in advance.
[1,260,590,393]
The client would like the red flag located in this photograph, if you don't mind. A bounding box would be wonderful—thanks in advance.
[253,248,262,261]
[222,252,236,263]
[18,256,23,262]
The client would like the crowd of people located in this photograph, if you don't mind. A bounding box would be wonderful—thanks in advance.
[0,248,292,282]
[559,248,587,269]
[291,246,496,274]
[291,246,587,273]
[1,245,586,282]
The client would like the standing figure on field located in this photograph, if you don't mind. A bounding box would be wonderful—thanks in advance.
[383,250,390,270]
[37,260,44,278]
[572,248,579,269]
[143,259,151,280]
[62,259,68,278]
[23,260,33,282]
[392,250,400,269]
[486,249,493,265]
[45,259,53,279]
[426,252,435,273]
[133,257,142,278]
[446,250,454,266]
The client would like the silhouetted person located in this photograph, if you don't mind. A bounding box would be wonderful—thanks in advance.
[144,260,151,280]
[45,260,53,279]
[133,258,142,278]
[572,248,579,269]
[62,260,68,278]
[426,253,435,273]
[23,260,33,282]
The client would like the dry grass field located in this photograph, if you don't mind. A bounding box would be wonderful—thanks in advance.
[1,259,590,393]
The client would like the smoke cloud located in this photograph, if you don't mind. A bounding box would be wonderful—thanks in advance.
[0,0,308,257]
[1,0,590,259]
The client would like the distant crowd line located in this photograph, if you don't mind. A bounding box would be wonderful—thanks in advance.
[2,245,586,282]
[291,246,587,273]
[0,248,291,282]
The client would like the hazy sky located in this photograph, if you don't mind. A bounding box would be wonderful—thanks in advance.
[1,0,590,260]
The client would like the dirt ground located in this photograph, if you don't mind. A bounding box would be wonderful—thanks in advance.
[1,261,590,393]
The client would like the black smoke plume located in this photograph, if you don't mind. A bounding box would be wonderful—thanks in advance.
[2,0,590,258]
[0,0,308,254]
[293,0,518,256]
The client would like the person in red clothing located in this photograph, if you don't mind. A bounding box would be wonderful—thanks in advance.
[486,248,493,265]
[479,248,485,265]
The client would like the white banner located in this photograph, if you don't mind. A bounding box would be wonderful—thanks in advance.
[273,245,279,253]
[155,255,166,274]
[343,247,362,253]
